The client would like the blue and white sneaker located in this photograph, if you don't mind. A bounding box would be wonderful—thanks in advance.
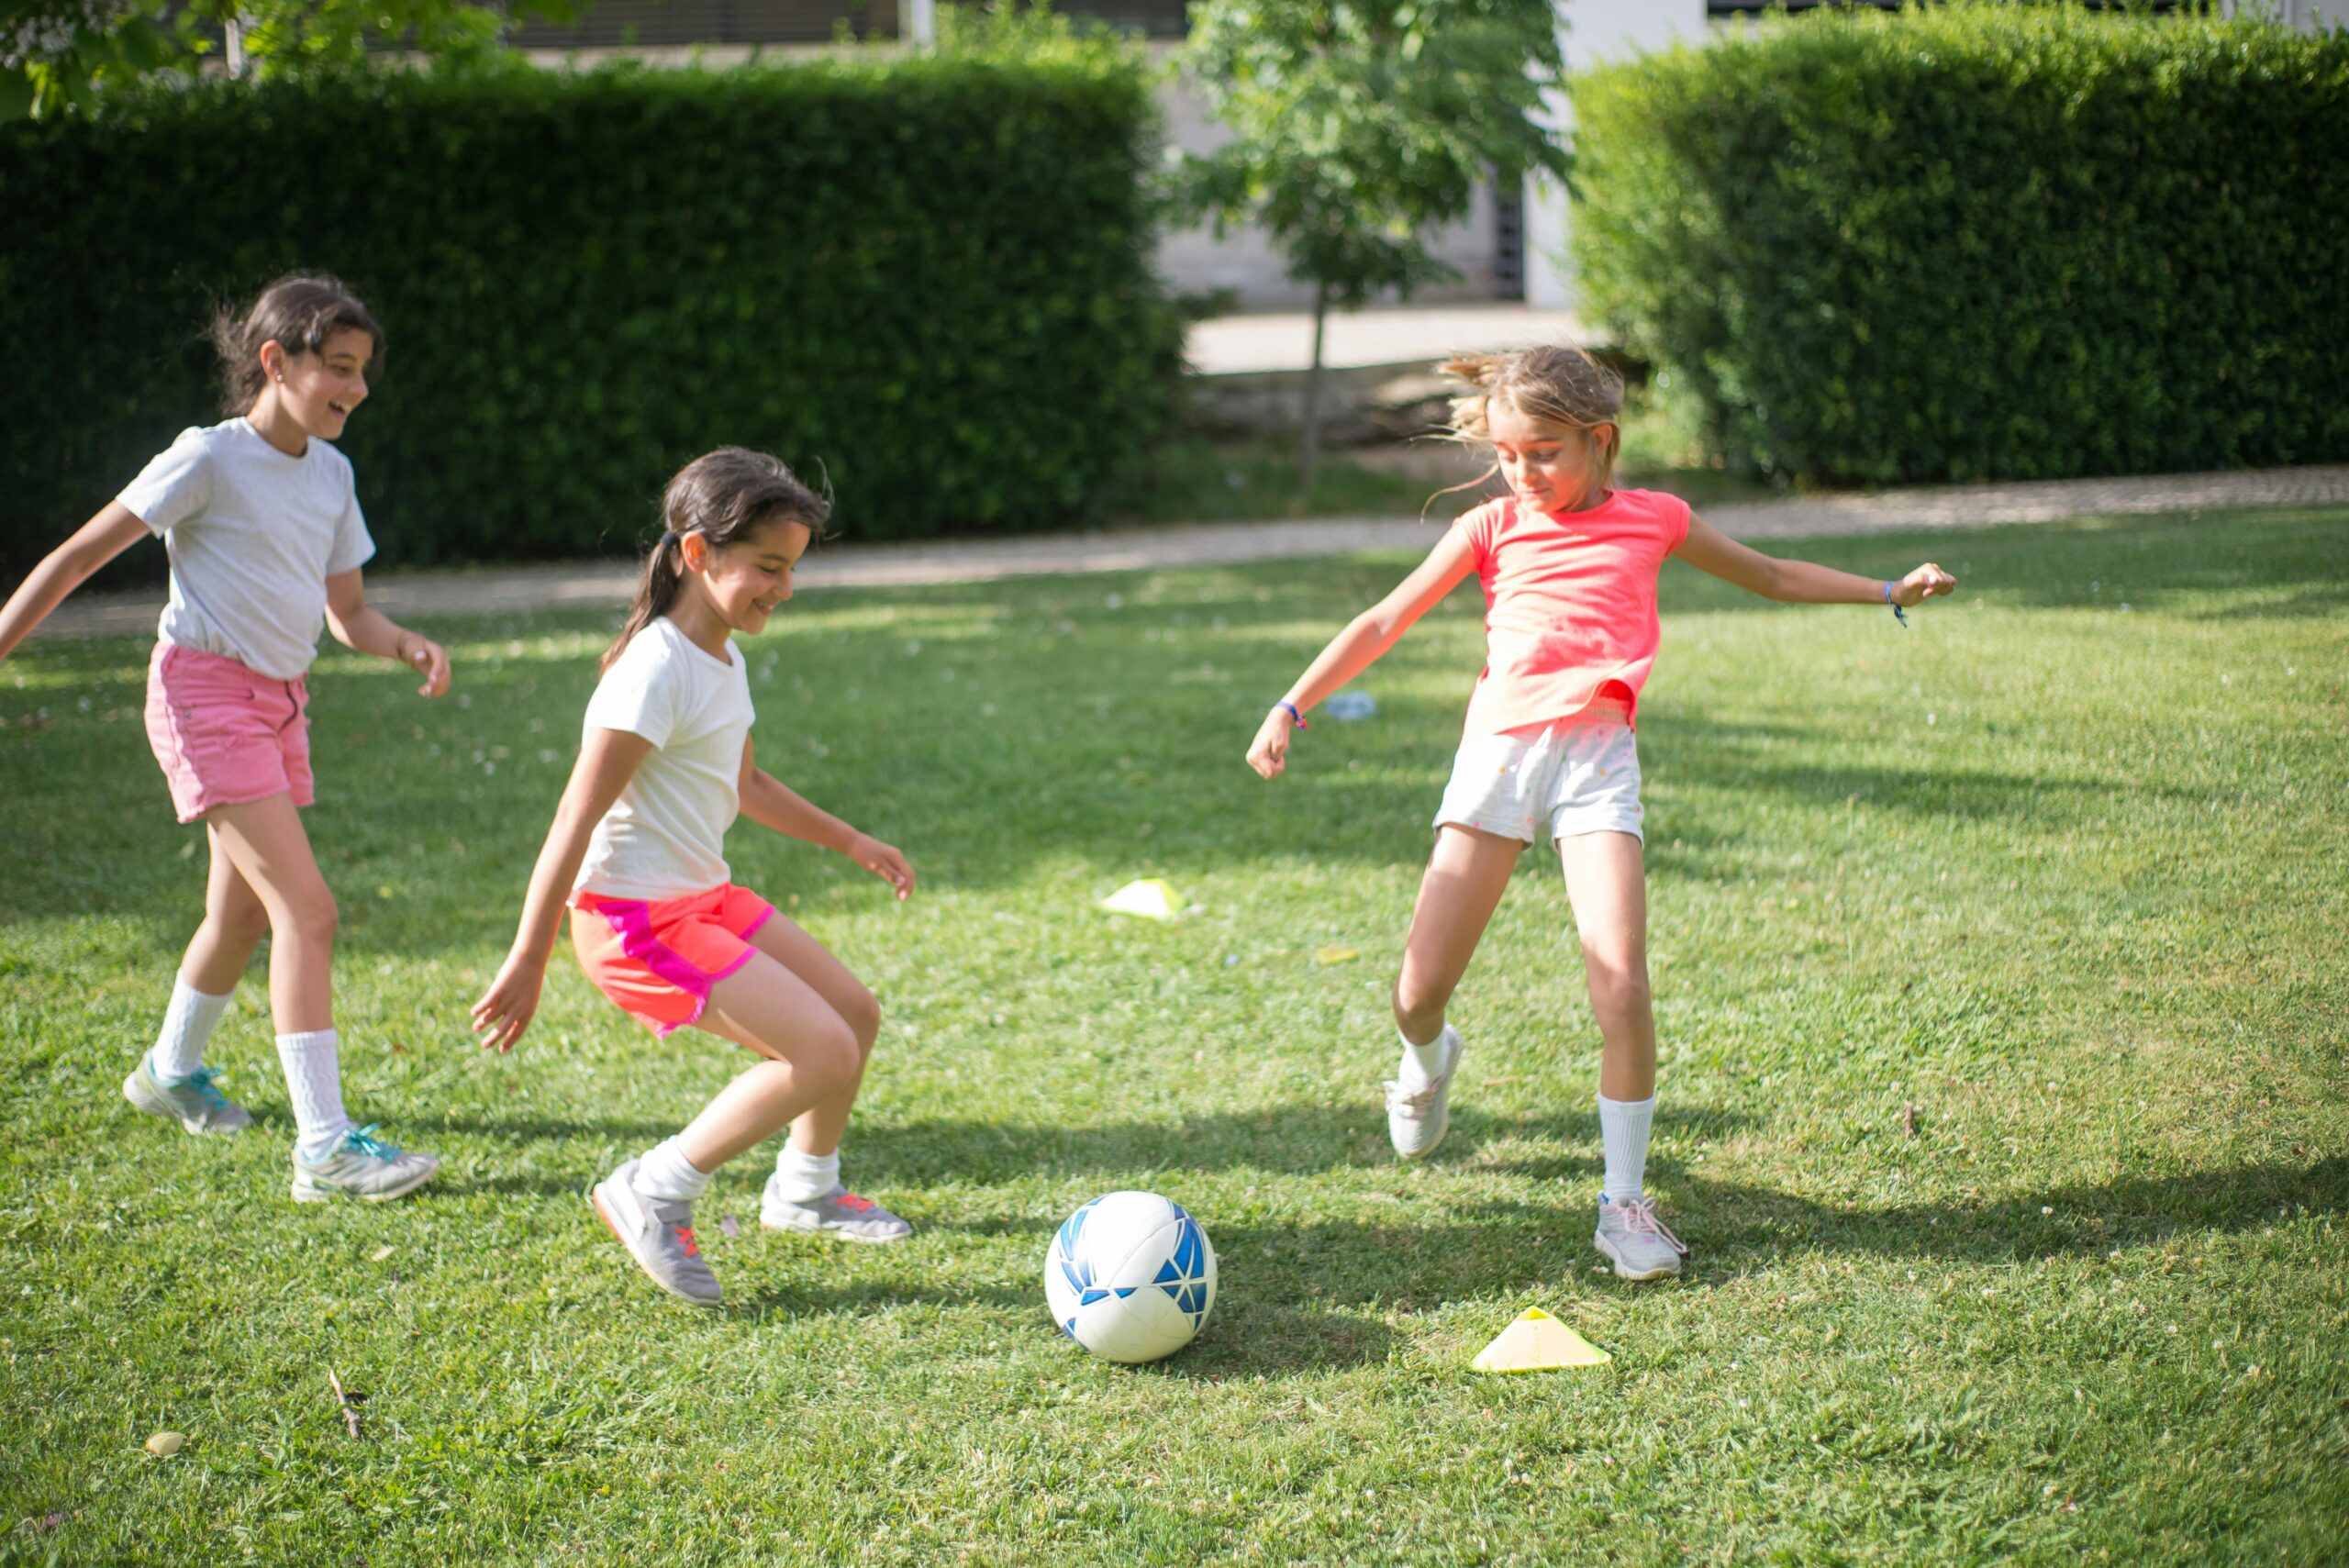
[1595,1193,1689,1281]
[123,1057,250,1136]
[291,1125,440,1203]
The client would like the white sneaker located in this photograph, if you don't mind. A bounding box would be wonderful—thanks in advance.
[290,1125,440,1203]
[1595,1193,1689,1281]
[1383,1026,1461,1161]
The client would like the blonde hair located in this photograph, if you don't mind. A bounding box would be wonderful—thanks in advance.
[1432,344,1625,506]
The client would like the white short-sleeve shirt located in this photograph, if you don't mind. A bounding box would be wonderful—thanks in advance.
[117,418,376,682]
[574,617,755,901]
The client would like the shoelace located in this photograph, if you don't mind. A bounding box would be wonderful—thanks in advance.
[342,1123,403,1162]
[1385,1078,1444,1117]
[184,1065,231,1111]
[1616,1195,1690,1257]
[673,1225,700,1258]
[833,1192,875,1214]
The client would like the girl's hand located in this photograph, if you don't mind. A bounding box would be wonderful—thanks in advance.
[395,630,452,698]
[470,952,546,1053]
[1246,705,1297,779]
[847,832,915,901]
[1890,563,1958,607]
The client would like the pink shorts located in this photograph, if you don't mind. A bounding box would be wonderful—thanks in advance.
[143,643,314,824]
[570,884,776,1038]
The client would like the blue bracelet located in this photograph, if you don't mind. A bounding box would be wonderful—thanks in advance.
[1279,701,1308,729]
[1883,580,1909,629]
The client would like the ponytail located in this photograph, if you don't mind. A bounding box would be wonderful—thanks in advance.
[600,534,687,674]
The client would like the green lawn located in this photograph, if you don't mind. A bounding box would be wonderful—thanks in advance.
[2,508,2344,1566]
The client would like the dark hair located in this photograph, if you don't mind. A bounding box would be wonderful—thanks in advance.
[210,273,384,416]
[601,448,834,673]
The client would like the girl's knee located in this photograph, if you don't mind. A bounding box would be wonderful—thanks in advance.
[838,984,881,1057]
[213,893,272,945]
[802,1016,863,1093]
[1392,973,1453,1032]
[1585,956,1651,1018]
[267,884,339,943]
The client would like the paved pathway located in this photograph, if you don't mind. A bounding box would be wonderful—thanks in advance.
[33,463,2349,640]
[1188,304,1588,375]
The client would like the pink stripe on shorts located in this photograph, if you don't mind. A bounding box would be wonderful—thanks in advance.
[143,642,314,823]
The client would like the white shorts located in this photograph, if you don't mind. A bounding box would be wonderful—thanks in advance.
[1433,720,1644,844]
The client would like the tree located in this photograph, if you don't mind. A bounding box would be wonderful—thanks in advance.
[2,0,576,119]
[1173,0,1569,494]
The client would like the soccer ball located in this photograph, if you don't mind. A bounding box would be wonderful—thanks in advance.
[1044,1191,1217,1363]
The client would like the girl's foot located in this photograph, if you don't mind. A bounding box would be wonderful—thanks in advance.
[1595,1193,1688,1281]
[592,1158,723,1306]
[1383,1025,1462,1160]
[124,1056,250,1136]
[290,1125,440,1203]
[761,1180,913,1243]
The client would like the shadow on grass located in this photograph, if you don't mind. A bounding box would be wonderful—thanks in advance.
[405,1102,1761,1186]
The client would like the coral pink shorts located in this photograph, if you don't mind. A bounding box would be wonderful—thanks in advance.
[143,643,314,824]
[570,884,776,1038]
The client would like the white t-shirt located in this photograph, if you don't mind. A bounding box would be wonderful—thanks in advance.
[574,617,755,901]
[117,418,376,682]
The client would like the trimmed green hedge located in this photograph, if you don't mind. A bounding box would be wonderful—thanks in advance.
[0,56,1179,581]
[1570,6,2349,486]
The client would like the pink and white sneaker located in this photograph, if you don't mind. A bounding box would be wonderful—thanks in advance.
[1595,1193,1689,1281]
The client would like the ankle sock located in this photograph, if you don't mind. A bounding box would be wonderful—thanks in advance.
[1598,1092,1655,1205]
[276,1029,353,1163]
[150,976,233,1082]
[634,1138,713,1203]
[1397,1025,1455,1091]
[771,1145,841,1204]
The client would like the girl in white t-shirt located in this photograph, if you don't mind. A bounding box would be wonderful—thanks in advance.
[0,273,450,1204]
[473,448,917,1308]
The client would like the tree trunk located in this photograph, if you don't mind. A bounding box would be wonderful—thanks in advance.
[1297,278,1330,503]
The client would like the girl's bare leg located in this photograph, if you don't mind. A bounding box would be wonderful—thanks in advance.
[1557,830,1655,1101]
[740,913,879,1159]
[1393,825,1525,1045]
[178,822,273,995]
[204,793,337,1035]
[685,954,862,1173]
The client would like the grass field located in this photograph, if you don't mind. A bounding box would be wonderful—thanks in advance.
[2,507,2344,1566]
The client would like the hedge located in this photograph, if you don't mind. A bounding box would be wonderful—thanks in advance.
[1569,6,2349,486]
[0,54,1180,583]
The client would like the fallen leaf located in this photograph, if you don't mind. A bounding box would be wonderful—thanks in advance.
[144,1432,184,1457]
[1314,948,1360,965]
[721,1214,740,1239]
[370,1245,395,1262]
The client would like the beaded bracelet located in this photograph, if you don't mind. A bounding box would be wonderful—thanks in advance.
[1278,701,1308,729]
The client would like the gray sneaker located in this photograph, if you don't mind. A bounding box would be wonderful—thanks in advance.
[1383,1026,1460,1161]
[290,1125,440,1203]
[593,1159,723,1306]
[761,1179,913,1243]
[1595,1193,1689,1281]
[124,1056,250,1136]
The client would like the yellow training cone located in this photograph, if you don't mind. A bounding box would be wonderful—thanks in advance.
[1101,879,1182,921]
[1471,1307,1611,1373]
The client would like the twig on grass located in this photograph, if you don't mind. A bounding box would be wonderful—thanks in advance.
[328,1369,367,1440]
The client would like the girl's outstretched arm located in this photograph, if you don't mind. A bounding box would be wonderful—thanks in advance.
[1245,524,1479,779]
[325,568,451,697]
[470,728,655,1051]
[0,504,150,662]
[737,738,913,900]
[1676,516,1957,607]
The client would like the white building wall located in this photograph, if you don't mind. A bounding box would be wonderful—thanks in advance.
[1525,0,1707,309]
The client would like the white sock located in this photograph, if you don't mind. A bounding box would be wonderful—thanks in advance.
[150,975,233,1081]
[771,1145,841,1204]
[1396,1025,1455,1091]
[276,1029,353,1163]
[1598,1092,1655,1205]
[634,1137,712,1203]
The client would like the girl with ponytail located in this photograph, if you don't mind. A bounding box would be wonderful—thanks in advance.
[473,448,918,1307]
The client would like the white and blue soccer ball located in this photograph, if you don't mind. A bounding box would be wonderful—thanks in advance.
[1044,1191,1217,1364]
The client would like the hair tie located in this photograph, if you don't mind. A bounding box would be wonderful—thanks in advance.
[660,530,681,549]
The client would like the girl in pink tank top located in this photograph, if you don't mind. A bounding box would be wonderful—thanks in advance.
[1244,345,1957,1282]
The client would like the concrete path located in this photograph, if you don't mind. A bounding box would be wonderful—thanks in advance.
[1187,304,1588,376]
[32,462,2349,640]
